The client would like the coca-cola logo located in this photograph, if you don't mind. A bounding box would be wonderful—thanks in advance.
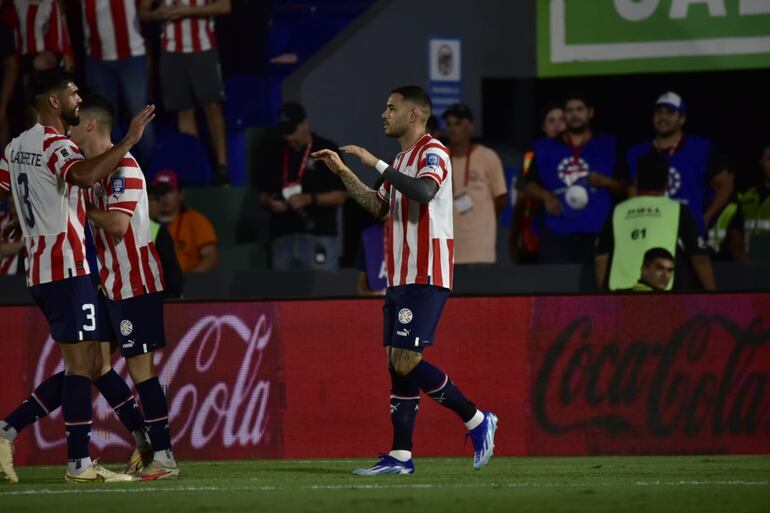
[532,315,770,439]
[33,312,277,456]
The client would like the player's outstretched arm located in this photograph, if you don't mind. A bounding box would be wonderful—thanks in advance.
[68,105,155,188]
[341,145,438,205]
[312,149,388,219]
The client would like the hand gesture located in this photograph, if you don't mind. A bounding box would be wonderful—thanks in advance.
[123,105,156,147]
[340,145,378,168]
[311,149,346,175]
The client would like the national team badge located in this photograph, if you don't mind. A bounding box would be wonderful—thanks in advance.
[111,176,126,195]
[120,319,134,336]
[557,156,589,186]
[398,308,413,324]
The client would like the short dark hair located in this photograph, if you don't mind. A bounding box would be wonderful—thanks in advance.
[79,94,114,131]
[636,151,669,191]
[563,92,592,109]
[643,247,674,266]
[540,102,563,122]
[391,85,432,117]
[28,68,76,100]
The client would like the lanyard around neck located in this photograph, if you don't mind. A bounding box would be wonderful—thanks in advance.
[283,137,314,186]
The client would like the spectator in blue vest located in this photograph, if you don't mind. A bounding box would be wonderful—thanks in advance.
[523,94,626,264]
[626,91,733,236]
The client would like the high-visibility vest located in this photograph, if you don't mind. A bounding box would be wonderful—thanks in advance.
[150,219,161,242]
[609,195,680,291]
[738,187,770,234]
[707,202,737,253]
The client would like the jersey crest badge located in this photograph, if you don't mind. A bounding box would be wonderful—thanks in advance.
[120,319,134,336]
[398,308,413,324]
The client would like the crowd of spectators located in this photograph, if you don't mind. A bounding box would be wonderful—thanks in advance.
[0,1,768,295]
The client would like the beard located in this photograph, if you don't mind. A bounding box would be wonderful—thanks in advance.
[62,106,80,127]
[566,120,588,134]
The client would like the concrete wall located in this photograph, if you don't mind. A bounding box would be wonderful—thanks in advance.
[284,0,536,185]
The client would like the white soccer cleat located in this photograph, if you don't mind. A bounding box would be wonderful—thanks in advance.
[0,437,18,483]
[65,460,136,483]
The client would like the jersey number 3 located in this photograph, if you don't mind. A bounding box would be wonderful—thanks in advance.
[17,173,36,228]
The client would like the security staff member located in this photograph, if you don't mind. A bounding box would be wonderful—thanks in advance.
[595,152,716,291]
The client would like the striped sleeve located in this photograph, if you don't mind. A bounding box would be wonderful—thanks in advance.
[415,148,449,186]
[105,158,144,216]
[0,146,10,191]
[377,180,391,203]
[42,134,84,182]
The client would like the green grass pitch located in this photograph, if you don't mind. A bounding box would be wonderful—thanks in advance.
[1,456,769,513]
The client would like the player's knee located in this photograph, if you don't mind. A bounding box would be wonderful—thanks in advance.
[390,349,421,376]
[126,353,156,384]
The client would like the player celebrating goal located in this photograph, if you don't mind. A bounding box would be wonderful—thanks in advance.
[312,86,498,475]
[70,95,179,480]
[0,69,154,483]
[0,95,178,483]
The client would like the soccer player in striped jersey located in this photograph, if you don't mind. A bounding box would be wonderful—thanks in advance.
[0,68,154,483]
[312,86,498,475]
[71,95,179,480]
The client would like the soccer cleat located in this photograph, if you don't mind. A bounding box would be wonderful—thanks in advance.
[352,455,415,476]
[469,411,498,470]
[141,459,181,480]
[65,461,136,483]
[124,448,154,476]
[0,437,19,483]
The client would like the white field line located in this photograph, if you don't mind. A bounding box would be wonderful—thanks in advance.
[1,480,767,496]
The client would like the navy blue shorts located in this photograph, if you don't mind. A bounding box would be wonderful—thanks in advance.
[29,275,101,343]
[98,291,166,358]
[382,284,449,352]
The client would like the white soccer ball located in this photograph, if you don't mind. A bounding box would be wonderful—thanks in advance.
[565,185,589,210]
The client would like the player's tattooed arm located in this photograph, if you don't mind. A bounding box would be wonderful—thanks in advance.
[311,149,388,219]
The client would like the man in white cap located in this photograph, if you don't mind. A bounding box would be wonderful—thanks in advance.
[626,91,733,237]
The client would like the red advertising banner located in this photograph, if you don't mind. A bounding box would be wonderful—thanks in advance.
[527,294,770,455]
[1,303,282,466]
[278,297,532,458]
[1,293,768,466]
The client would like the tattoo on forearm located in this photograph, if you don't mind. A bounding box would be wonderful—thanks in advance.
[340,170,388,218]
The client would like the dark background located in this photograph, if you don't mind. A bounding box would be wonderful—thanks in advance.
[482,68,770,189]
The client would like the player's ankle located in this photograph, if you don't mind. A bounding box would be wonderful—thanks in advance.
[388,450,412,462]
[0,421,18,442]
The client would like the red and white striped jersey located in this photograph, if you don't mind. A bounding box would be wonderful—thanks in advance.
[160,0,216,54]
[0,209,21,275]
[86,152,164,300]
[81,0,145,61]
[14,0,71,57]
[377,134,454,289]
[0,124,90,286]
